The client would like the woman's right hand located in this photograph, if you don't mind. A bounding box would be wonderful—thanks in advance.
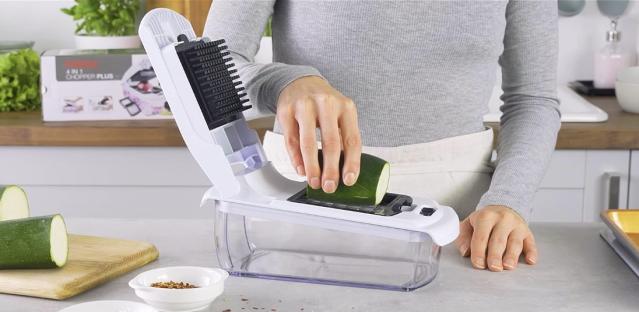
[276,76,362,193]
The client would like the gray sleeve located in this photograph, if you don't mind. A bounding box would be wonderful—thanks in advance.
[202,0,324,120]
[476,0,562,222]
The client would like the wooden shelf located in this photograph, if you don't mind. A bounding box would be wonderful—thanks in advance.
[0,112,273,147]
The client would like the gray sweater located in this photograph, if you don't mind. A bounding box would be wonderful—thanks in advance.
[203,0,561,222]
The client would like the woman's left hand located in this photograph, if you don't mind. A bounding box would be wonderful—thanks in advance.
[455,206,538,271]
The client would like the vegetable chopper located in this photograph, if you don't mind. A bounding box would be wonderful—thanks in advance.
[139,9,460,291]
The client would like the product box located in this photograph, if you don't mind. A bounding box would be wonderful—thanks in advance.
[40,49,173,121]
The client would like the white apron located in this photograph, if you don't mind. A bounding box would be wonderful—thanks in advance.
[262,127,495,221]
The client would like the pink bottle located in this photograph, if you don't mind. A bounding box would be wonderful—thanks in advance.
[594,19,631,89]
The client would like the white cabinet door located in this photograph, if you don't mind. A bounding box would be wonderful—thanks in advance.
[493,150,587,222]
[0,146,210,186]
[530,189,584,222]
[0,146,213,219]
[630,150,639,209]
[531,150,585,222]
[538,150,586,189]
[583,150,631,222]
[20,185,213,219]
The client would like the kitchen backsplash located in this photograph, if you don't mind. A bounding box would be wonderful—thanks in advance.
[0,0,637,85]
[556,1,638,84]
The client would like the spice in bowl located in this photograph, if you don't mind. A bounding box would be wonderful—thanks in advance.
[150,281,200,289]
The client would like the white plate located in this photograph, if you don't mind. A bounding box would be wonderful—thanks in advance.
[59,300,159,312]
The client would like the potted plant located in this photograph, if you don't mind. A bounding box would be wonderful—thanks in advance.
[254,18,273,64]
[61,0,142,50]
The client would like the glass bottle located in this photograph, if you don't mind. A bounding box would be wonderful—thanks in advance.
[594,19,631,89]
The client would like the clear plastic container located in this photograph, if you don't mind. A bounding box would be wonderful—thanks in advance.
[213,201,442,291]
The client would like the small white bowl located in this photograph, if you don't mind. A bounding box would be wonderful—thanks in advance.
[617,66,639,84]
[615,80,639,114]
[128,266,229,312]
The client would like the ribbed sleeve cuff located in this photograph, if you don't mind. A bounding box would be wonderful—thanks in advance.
[259,64,325,114]
[476,187,535,223]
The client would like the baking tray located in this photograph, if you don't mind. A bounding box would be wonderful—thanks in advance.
[600,229,639,276]
[569,80,616,96]
[600,209,639,274]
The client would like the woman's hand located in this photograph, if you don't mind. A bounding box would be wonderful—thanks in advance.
[455,206,538,271]
[277,76,362,193]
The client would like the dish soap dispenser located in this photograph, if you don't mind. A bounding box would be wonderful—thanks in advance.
[594,19,631,89]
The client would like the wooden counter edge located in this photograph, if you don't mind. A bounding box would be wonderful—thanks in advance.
[2,93,639,149]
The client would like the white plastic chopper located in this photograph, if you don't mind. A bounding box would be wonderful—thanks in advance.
[139,8,460,291]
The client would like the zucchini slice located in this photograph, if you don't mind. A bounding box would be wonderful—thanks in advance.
[0,185,30,221]
[307,150,391,206]
[0,214,69,269]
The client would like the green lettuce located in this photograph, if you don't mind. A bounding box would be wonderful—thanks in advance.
[0,49,41,112]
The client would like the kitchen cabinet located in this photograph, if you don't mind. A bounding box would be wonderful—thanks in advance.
[582,150,630,221]
[1,144,632,221]
[0,146,213,219]
[528,150,630,223]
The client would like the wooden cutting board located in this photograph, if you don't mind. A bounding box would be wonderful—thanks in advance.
[0,234,159,300]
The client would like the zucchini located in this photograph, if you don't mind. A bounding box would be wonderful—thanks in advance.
[0,214,69,269]
[307,150,390,206]
[0,185,30,221]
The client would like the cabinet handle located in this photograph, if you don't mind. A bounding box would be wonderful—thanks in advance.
[604,172,621,210]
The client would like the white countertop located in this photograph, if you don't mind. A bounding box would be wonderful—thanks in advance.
[3,219,638,312]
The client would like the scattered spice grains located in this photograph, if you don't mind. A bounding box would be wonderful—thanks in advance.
[271,309,276,311]
[223,310,231,312]
[224,298,228,302]
[242,299,249,301]
[150,281,199,289]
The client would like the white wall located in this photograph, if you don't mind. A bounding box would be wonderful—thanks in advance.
[1,0,638,84]
[0,1,77,54]
[557,0,639,84]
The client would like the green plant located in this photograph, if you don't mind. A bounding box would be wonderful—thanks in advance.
[0,49,41,112]
[61,0,141,37]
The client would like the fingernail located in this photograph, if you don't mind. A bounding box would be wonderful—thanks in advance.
[323,180,336,193]
[490,260,502,270]
[310,177,321,189]
[296,165,305,176]
[528,256,537,264]
[503,258,515,269]
[474,258,485,269]
[458,243,468,256]
[343,173,356,186]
